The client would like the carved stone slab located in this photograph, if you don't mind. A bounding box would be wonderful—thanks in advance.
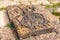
[6,5,58,39]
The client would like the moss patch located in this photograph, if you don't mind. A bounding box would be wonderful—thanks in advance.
[6,22,14,29]
[52,11,60,16]
[52,3,60,7]
[0,7,6,10]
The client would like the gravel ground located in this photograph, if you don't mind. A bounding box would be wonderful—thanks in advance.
[0,27,17,40]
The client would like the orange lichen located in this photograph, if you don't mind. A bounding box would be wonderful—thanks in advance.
[17,27,30,36]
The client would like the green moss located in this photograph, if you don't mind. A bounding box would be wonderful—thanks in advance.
[52,11,60,16]
[45,3,60,9]
[47,0,51,2]
[0,7,6,10]
[59,18,60,20]
[52,3,60,7]
[45,5,50,7]
[45,5,51,8]
[6,22,14,29]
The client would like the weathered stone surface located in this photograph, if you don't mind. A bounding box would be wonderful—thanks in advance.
[6,5,59,39]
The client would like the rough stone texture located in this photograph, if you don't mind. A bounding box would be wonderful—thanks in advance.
[6,5,60,40]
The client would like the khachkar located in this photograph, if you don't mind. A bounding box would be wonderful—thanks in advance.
[6,5,59,40]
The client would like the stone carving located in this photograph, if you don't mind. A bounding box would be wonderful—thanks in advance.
[6,5,59,39]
